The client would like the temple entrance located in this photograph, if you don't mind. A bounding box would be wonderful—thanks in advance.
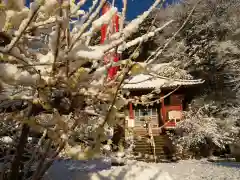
[133,103,162,136]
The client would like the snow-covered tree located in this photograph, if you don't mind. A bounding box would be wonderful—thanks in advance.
[141,0,240,156]
[0,0,177,179]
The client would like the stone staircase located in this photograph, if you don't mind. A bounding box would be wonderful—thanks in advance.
[133,135,169,162]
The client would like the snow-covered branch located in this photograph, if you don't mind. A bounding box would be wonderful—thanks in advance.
[0,0,180,178]
[118,20,174,52]
[4,0,43,52]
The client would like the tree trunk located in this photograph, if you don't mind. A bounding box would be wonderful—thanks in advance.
[9,104,33,180]
[9,124,30,180]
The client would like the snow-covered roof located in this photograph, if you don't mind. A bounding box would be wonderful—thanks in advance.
[123,73,204,90]
[122,63,204,90]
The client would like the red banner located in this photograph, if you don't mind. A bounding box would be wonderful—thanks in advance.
[101,2,120,80]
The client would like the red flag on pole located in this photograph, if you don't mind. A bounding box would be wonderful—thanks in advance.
[101,2,120,80]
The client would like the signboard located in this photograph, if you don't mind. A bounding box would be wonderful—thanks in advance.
[168,110,182,120]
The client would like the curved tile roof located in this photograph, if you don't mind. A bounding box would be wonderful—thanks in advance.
[123,63,204,90]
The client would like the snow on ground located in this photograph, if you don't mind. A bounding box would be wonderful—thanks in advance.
[44,158,240,180]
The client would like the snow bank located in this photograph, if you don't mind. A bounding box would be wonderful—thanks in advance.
[44,158,240,180]
[88,161,173,180]
[44,158,172,180]
[44,158,112,180]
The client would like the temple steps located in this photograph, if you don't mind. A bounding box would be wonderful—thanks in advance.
[133,135,170,161]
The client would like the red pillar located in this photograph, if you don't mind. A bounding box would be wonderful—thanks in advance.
[160,94,166,124]
[128,101,134,128]
[129,102,134,119]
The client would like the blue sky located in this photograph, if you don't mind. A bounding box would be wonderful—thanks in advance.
[26,0,177,20]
